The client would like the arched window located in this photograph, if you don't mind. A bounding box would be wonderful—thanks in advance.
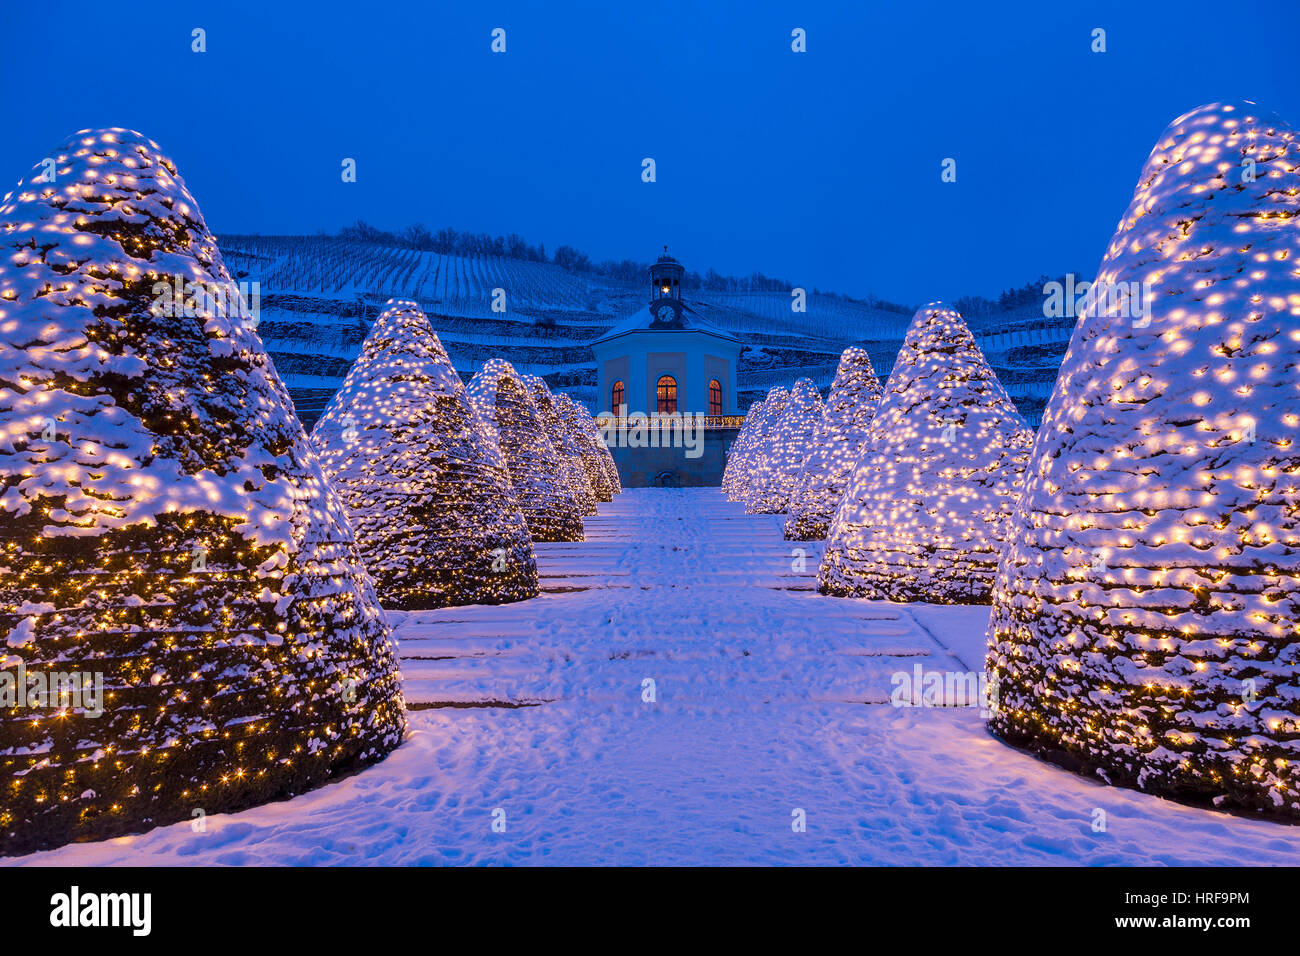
[708,379,723,416]
[656,375,677,414]
[611,380,625,413]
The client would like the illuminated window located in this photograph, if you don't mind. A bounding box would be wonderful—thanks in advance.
[611,380,625,412]
[657,375,677,414]
[708,379,722,416]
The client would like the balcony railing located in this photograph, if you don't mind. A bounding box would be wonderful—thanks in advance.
[593,414,746,430]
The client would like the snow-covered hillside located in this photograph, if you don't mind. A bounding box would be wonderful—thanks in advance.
[219,236,1074,427]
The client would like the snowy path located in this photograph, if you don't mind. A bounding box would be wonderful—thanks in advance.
[10,489,1300,865]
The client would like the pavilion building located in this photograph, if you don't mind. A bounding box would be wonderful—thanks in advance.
[588,249,744,486]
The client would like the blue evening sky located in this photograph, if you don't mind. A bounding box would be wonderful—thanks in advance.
[1,0,1293,303]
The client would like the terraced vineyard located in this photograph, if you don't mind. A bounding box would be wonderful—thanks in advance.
[220,236,1074,427]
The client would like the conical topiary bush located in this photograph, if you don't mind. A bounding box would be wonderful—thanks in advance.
[733,387,789,505]
[0,129,405,855]
[599,436,622,494]
[522,375,595,516]
[312,299,539,610]
[467,359,584,542]
[722,400,765,500]
[818,303,1033,603]
[555,393,614,502]
[577,403,621,494]
[746,378,824,514]
[785,348,884,540]
[606,455,621,493]
[987,102,1300,819]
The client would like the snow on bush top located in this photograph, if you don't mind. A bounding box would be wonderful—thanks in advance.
[312,299,538,609]
[785,347,883,540]
[467,359,584,542]
[987,102,1300,818]
[819,303,1033,603]
[746,378,824,514]
[0,131,312,548]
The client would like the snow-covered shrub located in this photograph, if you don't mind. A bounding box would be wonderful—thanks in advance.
[0,129,405,855]
[746,378,824,514]
[785,348,884,540]
[522,376,594,516]
[987,103,1300,819]
[721,400,764,500]
[596,427,622,494]
[571,401,621,495]
[313,299,538,609]
[468,359,584,542]
[555,393,615,502]
[819,303,1032,603]
[562,400,620,496]
[730,387,789,504]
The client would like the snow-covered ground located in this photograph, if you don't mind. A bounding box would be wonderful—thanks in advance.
[7,489,1299,865]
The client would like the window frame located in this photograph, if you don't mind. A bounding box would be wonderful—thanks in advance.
[656,375,678,414]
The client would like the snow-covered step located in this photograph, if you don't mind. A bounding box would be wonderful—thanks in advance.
[392,488,966,708]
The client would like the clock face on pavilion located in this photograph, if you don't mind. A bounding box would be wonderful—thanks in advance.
[650,299,683,328]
